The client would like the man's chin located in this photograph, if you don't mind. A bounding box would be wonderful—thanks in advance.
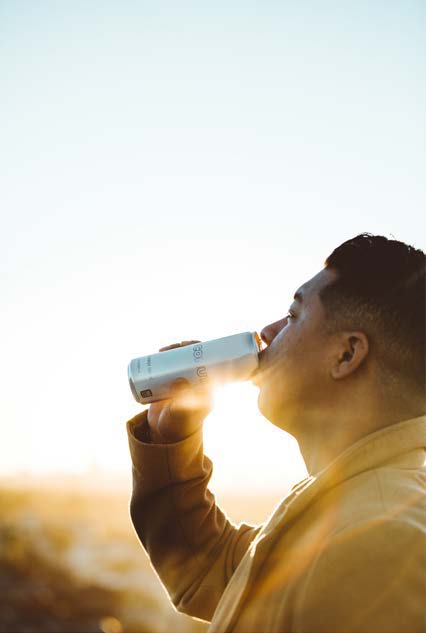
[257,388,296,433]
[257,388,280,423]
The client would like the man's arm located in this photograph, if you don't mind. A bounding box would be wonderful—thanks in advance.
[127,411,261,622]
[292,518,425,633]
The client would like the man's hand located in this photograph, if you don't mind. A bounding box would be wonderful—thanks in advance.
[147,341,214,443]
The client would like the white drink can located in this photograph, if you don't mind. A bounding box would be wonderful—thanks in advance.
[128,331,262,404]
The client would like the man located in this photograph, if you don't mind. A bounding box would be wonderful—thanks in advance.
[127,233,425,632]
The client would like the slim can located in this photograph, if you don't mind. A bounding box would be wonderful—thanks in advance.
[128,331,262,404]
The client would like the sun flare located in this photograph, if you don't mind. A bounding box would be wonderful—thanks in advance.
[203,382,307,493]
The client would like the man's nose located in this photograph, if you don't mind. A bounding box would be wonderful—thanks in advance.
[260,318,287,346]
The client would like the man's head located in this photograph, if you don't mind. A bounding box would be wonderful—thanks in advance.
[255,233,425,434]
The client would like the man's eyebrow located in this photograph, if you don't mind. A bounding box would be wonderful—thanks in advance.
[293,290,303,303]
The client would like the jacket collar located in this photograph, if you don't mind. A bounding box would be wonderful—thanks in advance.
[208,415,426,633]
[262,414,426,535]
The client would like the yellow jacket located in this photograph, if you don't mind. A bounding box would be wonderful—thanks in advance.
[127,414,426,632]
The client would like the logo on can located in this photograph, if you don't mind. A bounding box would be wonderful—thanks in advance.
[197,366,208,381]
[193,344,203,362]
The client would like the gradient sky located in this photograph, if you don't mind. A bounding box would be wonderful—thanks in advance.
[1,1,425,492]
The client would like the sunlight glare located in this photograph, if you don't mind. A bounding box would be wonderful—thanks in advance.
[203,382,307,494]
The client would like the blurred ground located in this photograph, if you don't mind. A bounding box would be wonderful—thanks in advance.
[0,482,286,633]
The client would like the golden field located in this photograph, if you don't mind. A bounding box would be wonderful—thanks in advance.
[0,481,286,633]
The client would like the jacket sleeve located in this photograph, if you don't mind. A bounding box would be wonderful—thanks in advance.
[127,411,261,623]
[292,518,426,633]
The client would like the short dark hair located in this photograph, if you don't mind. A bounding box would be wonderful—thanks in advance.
[320,233,425,396]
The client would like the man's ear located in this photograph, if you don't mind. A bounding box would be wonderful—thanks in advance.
[330,332,369,380]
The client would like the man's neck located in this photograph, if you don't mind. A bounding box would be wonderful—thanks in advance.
[295,406,416,476]
[297,426,360,475]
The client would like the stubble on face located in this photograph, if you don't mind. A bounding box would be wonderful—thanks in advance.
[257,268,339,434]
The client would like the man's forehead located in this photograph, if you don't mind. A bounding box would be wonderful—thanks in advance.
[294,268,337,301]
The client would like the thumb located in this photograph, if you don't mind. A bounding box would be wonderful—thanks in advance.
[168,379,214,421]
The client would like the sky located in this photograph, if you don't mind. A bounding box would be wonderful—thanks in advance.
[1,1,425,493]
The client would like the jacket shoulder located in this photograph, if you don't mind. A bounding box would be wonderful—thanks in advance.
[293,515,425,633]
[320,462,426,535]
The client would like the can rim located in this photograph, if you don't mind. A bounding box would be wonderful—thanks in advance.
[128,362,141,403]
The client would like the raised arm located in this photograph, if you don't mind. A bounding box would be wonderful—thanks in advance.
[127,364,261,622]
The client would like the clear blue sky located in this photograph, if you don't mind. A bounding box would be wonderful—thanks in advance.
[1,1,425,489]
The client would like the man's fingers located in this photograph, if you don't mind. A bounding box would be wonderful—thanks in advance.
[170,378,191,393]
[159,344,180,352]
[159,340,201,352]
[169,383,213,416]
[148,379,213,443]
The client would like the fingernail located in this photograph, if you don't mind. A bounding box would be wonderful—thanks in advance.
[171,378,189,392]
